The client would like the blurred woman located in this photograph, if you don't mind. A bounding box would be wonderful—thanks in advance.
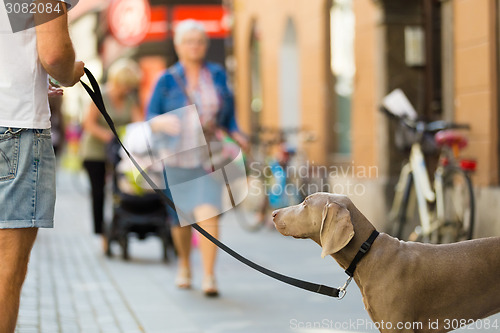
[147,20,246,297]
[80,59,142,249]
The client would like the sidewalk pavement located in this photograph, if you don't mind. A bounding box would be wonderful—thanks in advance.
[15,170,500,333]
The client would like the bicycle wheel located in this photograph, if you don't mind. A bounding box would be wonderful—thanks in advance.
[439,167,475,243]
[235,175,269,232]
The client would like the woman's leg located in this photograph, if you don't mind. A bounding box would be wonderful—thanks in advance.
[171,225,192,288]
[82,161,106,234]
[194,204,219,295]
[171,225,192,270]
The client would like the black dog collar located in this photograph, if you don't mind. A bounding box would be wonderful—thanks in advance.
[345,230,379,277]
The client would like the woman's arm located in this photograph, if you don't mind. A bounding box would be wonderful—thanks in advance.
[146,74,167,121]
[131,104,144,123]
[82,102,113,143]
[146,71,185,135]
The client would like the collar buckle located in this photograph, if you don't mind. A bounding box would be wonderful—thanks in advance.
[359,241,371,254]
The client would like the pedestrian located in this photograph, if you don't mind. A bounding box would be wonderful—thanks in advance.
[147,19,247,297]
[80,59,142,250]
[0,2,84,332]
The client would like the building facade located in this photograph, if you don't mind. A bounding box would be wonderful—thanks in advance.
[232,0,500,236]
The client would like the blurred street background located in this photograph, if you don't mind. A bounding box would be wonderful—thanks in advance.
[61,0,500,237]
[17,0,500,332]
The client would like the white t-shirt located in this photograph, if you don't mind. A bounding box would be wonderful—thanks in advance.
[0,0,74,129]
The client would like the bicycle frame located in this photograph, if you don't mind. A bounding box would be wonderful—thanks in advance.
[434,164,445,226]
[390,143,437,239]
[409,143,436,236]
[390,142,470,238]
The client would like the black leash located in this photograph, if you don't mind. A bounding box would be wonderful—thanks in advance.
[79,68,376,299]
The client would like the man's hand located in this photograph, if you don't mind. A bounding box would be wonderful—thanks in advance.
[71,61,85,86]
[48,83,63,97]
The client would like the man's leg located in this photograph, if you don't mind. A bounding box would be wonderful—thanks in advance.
[0,228,38,333]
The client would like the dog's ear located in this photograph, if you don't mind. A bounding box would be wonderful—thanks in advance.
[320,202,355,258]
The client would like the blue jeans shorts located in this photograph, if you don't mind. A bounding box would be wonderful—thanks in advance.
[0,127,56,228]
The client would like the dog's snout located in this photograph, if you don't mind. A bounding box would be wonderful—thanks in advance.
[272,210,280,218]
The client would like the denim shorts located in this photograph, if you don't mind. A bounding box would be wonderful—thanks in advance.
[0,127,56,228]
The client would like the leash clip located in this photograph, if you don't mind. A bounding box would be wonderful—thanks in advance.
[337,276,353,300]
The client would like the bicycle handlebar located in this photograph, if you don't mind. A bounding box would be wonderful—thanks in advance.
[255,126,302,135]
[379,106,470,133]
[250,126,315,146]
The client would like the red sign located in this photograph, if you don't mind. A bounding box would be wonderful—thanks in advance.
[172,5,230,39]
[144,6,168,42]
[108,0,151,47]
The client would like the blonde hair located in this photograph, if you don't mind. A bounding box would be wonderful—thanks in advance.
[174,19,208,45]
[107,59,141,88]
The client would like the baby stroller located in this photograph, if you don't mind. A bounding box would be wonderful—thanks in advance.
[104,132,174,262]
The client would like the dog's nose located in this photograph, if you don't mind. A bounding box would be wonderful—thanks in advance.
[272,210,279,218]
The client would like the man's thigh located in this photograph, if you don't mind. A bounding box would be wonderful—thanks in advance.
[0,228,38,278]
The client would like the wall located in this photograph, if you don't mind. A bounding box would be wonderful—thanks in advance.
[453,0,498,186]
[233,0,331,165]
[453,0,500,236]
[351,0,379,174]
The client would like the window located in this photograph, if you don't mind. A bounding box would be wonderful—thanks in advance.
[249,21,263,133]
[330,0,355,157]
[279,18,301,148]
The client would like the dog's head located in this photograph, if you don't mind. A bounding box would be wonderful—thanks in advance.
[272,193,355,258]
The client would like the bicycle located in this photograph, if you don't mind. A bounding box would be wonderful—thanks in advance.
[236,126,327,231]
[382,90,476,243]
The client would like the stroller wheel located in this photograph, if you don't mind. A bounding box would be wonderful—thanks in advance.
[162,246,168,263]
[104,218,115,258]
[120,236,129,261]
[104,237,112,257]
[162,236,169,263]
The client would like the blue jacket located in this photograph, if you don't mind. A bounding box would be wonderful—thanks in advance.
[146,61,238,133]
